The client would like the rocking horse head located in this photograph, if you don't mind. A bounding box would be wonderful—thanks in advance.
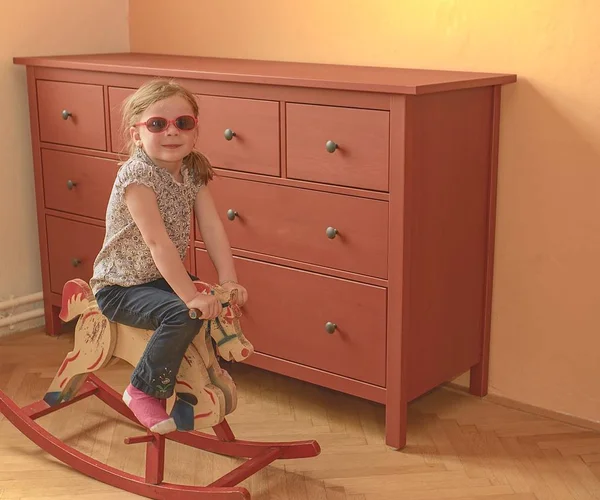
[190,281,253,362]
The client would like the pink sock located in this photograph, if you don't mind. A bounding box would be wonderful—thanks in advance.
[122,384,176,435]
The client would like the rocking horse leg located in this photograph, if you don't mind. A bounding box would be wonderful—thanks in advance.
[171,338,226,431]
[44,308,116,406]
[202,332,238,415]
[190,325,238,416]
[44,373,89,406]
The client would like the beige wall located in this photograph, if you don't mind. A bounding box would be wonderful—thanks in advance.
[130,0,600,424]
[1,0,129,304]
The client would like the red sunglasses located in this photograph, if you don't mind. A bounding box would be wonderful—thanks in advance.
[135,115,198,133]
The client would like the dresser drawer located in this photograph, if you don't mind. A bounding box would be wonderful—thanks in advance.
[42,149,118,220]
[37,80,106,150]
[108,86,135,153]
[286,103,389,191]
[205,177,388,279]
[46,216,105,294]
[195,95,280,176]
[195,250,387,386]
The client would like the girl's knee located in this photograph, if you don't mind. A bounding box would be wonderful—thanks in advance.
[166,306,202,339]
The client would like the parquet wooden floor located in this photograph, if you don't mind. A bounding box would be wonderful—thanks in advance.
[1,329,599,499]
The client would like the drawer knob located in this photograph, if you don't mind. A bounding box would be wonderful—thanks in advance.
[325,322,337,334]
[326,226,338,239]
[325,140,338,153]
[227,209,238,221]
[66,179,77,190]
[224,128,236,141]
[71,258,81,267]
[61,109,72,120]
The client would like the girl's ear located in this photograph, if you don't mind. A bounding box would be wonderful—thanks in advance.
[130,126,141,146]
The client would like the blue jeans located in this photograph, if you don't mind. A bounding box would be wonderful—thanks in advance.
[94,274,204,399]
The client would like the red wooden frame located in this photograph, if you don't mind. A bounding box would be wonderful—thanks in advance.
[0,374,320,499]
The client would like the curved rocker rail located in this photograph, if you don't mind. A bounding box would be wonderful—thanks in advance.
[0,374,320,500]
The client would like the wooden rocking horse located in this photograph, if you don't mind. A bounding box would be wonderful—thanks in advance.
[0,279,320,499]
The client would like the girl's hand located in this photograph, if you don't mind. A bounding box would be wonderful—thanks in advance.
[185,293,222,320]
[220,281,248,307]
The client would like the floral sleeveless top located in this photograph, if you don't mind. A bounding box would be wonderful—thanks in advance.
[90,148,202,295]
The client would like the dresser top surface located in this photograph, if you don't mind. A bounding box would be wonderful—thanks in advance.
[14,52,516,95]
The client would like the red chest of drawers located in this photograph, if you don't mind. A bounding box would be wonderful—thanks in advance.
[14,53,516,449]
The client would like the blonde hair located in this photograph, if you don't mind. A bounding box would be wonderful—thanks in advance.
[120,79,214,185]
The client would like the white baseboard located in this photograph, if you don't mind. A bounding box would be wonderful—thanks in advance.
[0,292,45,337]
[0,317,45,337]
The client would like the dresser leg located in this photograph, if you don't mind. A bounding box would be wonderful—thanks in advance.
[385,399,407,450]
[44,304,63,336]
[469,360,489,397]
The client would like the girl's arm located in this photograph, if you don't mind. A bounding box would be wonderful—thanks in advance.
[125,183,199,304]
[194,184,238,284]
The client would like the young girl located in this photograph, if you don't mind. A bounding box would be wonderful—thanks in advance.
[90,79,248,435]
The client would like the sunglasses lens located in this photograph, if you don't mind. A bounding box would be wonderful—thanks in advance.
[146,117,168,132]
[176,116,196,130]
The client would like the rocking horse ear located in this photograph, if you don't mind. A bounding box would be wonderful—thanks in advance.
[229,288,238,304]
[193,280,212,295]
